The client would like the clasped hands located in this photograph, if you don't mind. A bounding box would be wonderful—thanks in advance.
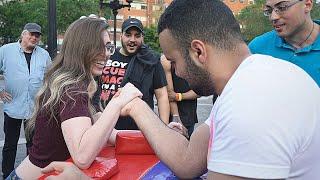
[113,83,188,138]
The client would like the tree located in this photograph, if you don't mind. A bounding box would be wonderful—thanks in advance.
[311,2,320,19]
[56,0,111,34]
[236,0,272,43]
[144,25,161,53]
[0,0,111,45]
[0,0,28,44]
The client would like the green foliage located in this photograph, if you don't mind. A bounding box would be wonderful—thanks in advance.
[143,25,161,53]
[56,0,111,34]
[311,2,320,19]
[0,0,111,44]
[0,0,30,43]
[236,0,272,43]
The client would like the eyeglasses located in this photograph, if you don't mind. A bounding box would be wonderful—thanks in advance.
[263,0,302,17]
[105,43,115,55]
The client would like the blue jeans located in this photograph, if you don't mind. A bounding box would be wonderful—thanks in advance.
[5,169,22,180]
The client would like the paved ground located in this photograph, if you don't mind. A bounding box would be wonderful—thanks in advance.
[0,76,214,176]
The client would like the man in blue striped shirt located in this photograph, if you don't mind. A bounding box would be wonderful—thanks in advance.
[0,23,51,179]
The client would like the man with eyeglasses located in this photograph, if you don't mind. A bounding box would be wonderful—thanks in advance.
[249,0,320,86]
[0,23,51,179]
[95,18,169,130]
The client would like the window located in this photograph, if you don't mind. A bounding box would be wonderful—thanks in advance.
[153,5,161,11]
[130,3,141,9]
[141,5,147,10]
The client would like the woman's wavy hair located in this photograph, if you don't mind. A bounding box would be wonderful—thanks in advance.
[26,18,108,140]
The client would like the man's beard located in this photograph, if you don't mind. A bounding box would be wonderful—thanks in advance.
[121,40,141,56]
[26,43,37,51]
[183,53,215,96]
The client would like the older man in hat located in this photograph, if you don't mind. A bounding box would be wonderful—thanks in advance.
[95,18,170,130]
[0,22,51,179]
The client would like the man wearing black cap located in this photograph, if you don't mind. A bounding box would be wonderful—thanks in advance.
[0,22,51,178]
[97,18,169,130]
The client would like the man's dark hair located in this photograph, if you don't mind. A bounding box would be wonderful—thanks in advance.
[158,0,243,51]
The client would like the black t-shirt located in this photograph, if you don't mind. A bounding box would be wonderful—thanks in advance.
[172,68,198,126]
[24,52,32,73]
[99,49,167,130]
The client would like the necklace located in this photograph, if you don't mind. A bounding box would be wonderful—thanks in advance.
[298,22,315,47]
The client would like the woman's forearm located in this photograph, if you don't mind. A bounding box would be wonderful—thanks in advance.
[72,100,122,169]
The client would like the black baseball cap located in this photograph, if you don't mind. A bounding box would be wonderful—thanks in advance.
[122,18,144,34]
[24,23,42,35]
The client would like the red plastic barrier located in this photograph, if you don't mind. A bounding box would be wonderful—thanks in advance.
[110,155,159,180]
[39,158,118,180]
[40,130,158,180]
[109,131,159,180]
[98,146,116,158]
[115,130,155,155]
[82,157,118,179]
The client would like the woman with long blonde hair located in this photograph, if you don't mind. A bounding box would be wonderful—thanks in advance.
[6,17,142,179]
